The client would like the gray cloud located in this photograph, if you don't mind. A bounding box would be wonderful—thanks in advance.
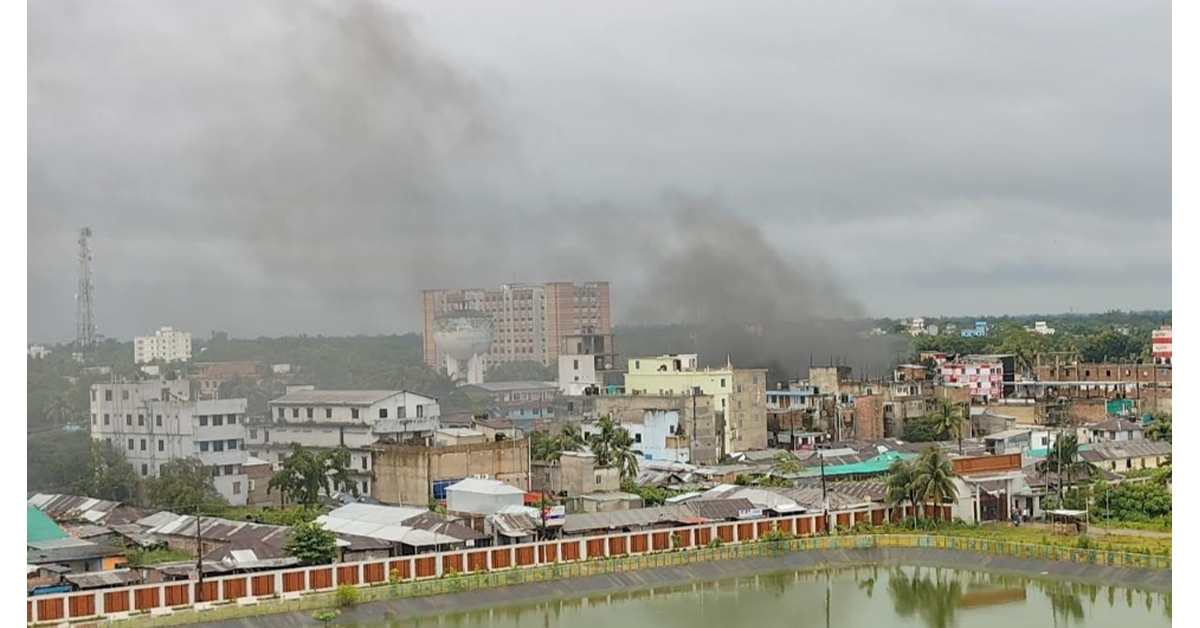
[28,0,1170,343]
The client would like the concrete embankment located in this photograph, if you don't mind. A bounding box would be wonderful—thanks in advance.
[194,547,1171,628]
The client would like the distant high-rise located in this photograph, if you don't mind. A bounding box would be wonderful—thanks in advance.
[422,282,612,376]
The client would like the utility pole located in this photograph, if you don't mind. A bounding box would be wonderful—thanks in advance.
[194,510,205,602]
[819,444,829,534]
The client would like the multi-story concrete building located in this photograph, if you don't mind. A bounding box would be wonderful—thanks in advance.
[372,437,531,507]
[422,282,612,375]
[1152,325,1172,364]
[134,327,193,364]
[623,354,767,456]
[89,380,251,504]
[28,345,49,359]
[247,389,441,497]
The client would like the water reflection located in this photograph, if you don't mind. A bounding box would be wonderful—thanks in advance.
[360,566,1169,628]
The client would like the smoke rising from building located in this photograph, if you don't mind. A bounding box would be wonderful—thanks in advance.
[29,0,866,347]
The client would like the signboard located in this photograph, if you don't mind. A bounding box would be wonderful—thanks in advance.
[542,505,566,526]
[737,509,764,520]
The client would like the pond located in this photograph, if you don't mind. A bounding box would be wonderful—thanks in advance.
[343,566,1170,628]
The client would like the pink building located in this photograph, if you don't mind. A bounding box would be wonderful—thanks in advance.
[941,360,1004,401]
[1152,325,1171,365]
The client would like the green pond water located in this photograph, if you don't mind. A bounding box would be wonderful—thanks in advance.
[346,566,1170,628]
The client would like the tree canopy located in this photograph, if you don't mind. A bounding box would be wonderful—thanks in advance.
[268,444,357,506]
[285,520,339,565]
[143,457,227,512]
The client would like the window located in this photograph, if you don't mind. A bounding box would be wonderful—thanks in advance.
[199,416,208,427]
[417,405,424,418]
[228,439,238,449]
[249,429,258,440]
[214,441,225,452]
[156,415,162,427]
[362,481,369,494]
[737,401,743,410]
[278,408,285,419]
[225,465,234,475]
[398,406,406,419]
[228,415,236,424]
[379,408,388,419]
[352,408,360,419]
[140,439,146,451]
[200,442,210,452]
[634,433,642,443]
[127,439,134,450]
[104,414,110,425]
[158,440,164,452]
[105,437,111,445]
[126,414,132,426]
[306,408,313,419]
[213,415,223,427]
[567,402,575,413]
[1106,370,1111,377]
[573,359,579,369]
[325,408,332,419]
[361,457,368,470]
[232,481,242,495]
[1126,459,1132,469]
[721,398,726,409]
[596,474,602,485]
[138,414,144,426]
[292,408,299,418]
[264,430,270,443]
[1085,370,1091,377]
[635,360,640,370]
[91,413,97,425]
[141,464,148,476]
[122,390,129,401]
[105,390,113,401]
[720,378,727,388]
[753,375,759,385]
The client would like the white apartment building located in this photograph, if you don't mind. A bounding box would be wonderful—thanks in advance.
[89,380,251,505]
[558,354,600,396]
[28,345,49,359]
[581,410,690,463]
[247,390,441,497]
[134,327,193,364]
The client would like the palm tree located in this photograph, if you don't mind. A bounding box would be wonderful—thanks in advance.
[1037,434,1096,500]
[910,447,959,522]
[928,399,968,454]
[609,427,642,482]
[885,459,919,522]
[45,393,76,429]
[557,423,586,454]
[588,415,619,466]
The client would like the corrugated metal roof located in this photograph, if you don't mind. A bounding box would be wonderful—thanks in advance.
[27,505,68,544]
[447,478,526,496]
[1080,440,1171,462]
[65,569,142,589]
[563,505,695,533]
[28,493,124,524]
[688,498,759,520]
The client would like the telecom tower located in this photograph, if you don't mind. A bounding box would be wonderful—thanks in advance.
[76,227,97,348]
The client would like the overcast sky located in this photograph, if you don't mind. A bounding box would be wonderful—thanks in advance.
[28,0,1171,343]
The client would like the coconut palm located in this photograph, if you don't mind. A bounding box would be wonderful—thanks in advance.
[885,459,919,522]
[1037,434,1096,499]
[609,428,642,482]
[588,415,619,466]
[557,423,586,453]
[44,393,76,429]
[910,447,959,521]
[928,398,968,454]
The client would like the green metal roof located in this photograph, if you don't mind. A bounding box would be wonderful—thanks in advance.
[1027,444,1091,459]
[27,505,68,544]
[800,450,918,478]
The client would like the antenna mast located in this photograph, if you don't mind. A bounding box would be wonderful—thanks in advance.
[76,227,97,348]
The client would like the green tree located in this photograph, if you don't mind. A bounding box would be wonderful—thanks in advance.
[885,459,919,522]
[43,393,77,429]
[285,520,339,565]
[143,457,228,512]
[557,423,586,454]
[609,427,642,482]
[588,416,619,466]
[910,447,959,521]
[927,399,968,454]
[1037,434,1096,500]
[27,430,93,494]
[1145,412,1171,443]
[268,444,357,507]
[530,430,563,462]
[81,440,141,503]
[902,414,942,443]
[771,452,803,475]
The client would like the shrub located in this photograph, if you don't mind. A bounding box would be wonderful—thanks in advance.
[335,584,360,607]
[388,568,402,586]
[314,609,341,626]
[706,538,723,549]
[670,533,684,550]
